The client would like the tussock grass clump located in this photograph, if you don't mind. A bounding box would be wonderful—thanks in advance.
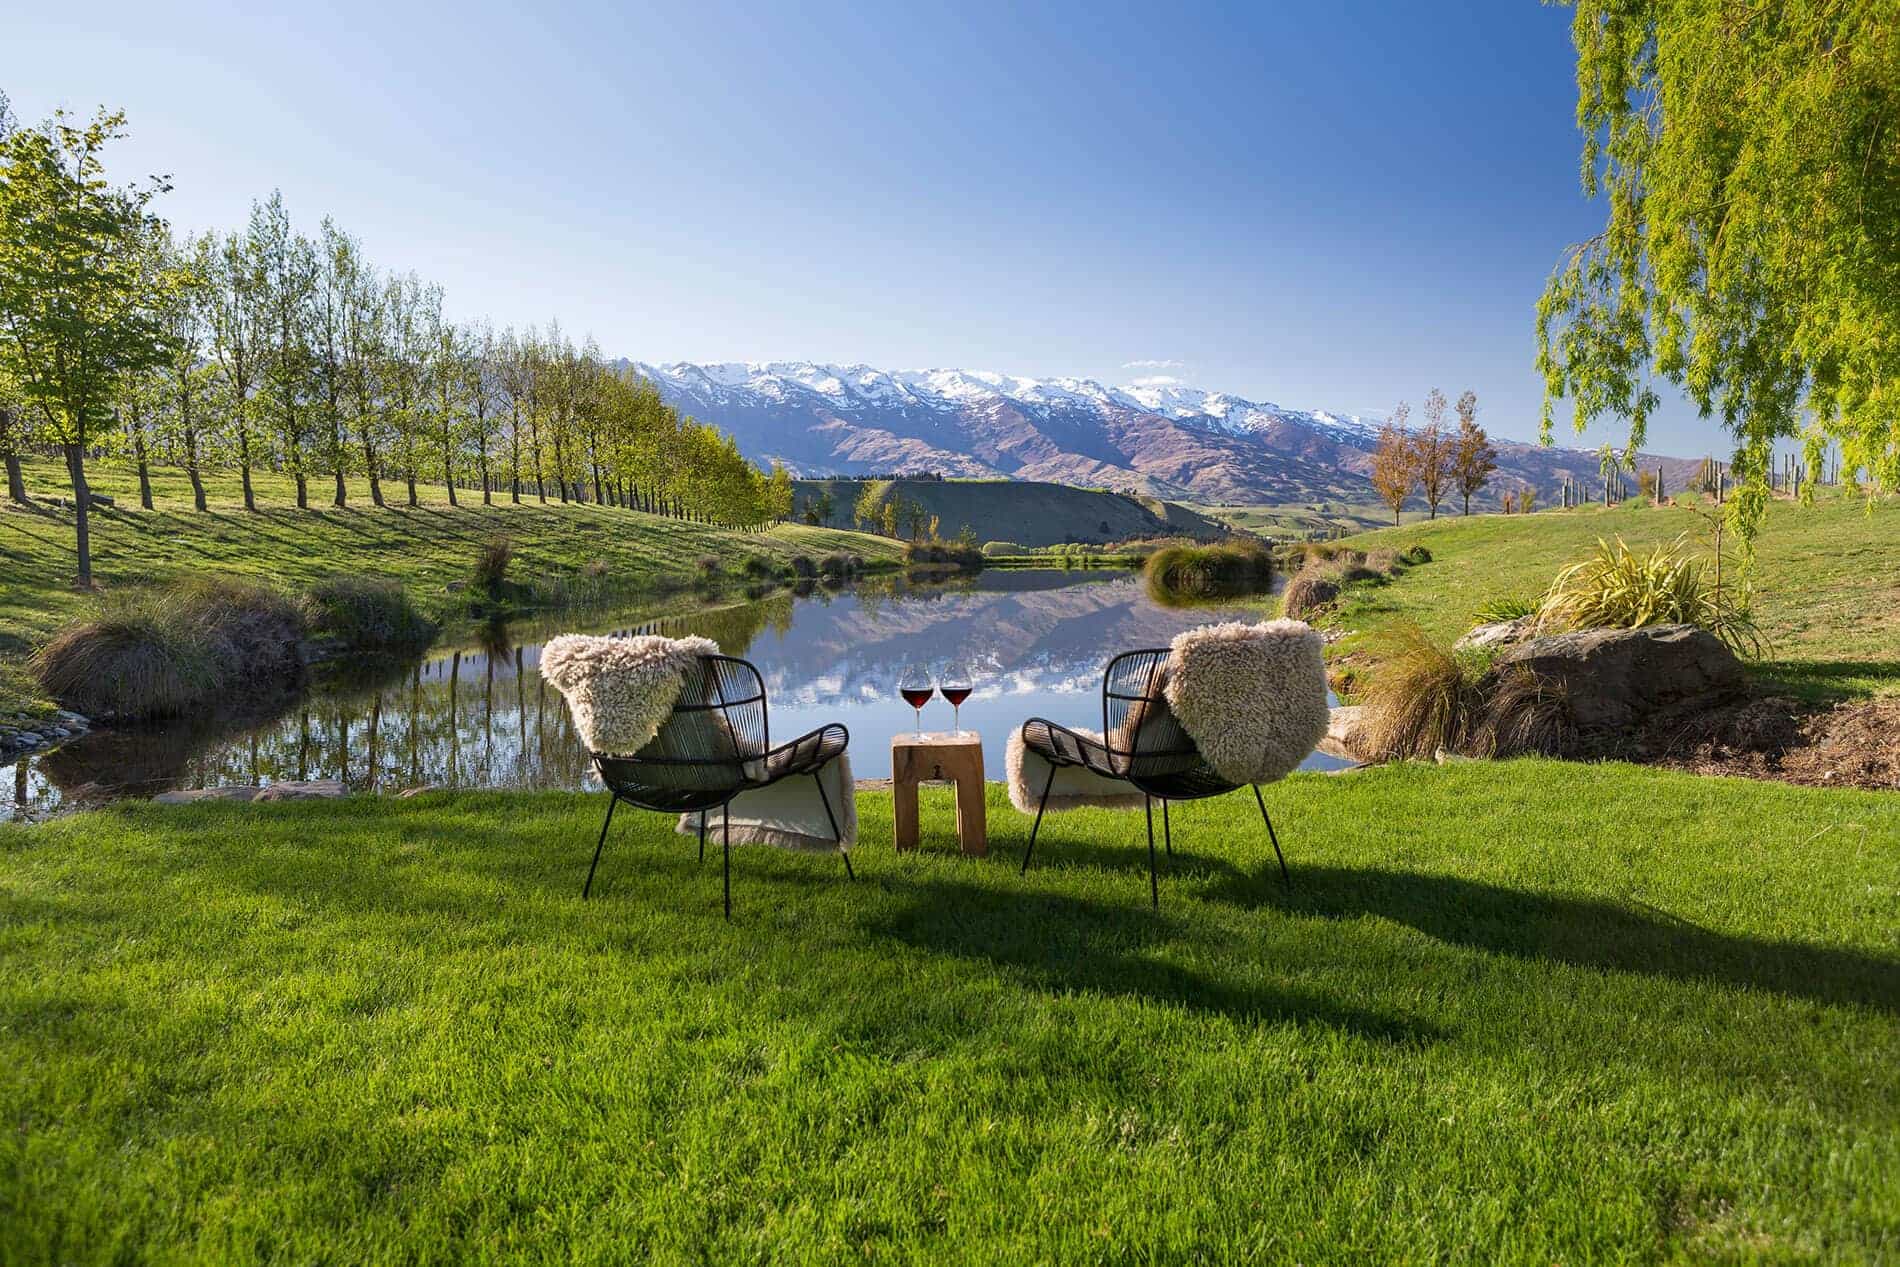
[474,536,514,595]
[36,577,306,720]
[1401,545,1433,565]
[694,554,722,575]
[818,552,862,580]
[303,577,435,650]
[1539,534,1761,656]
[1281,572,1340,618]
[741,556,776,579]
[1143,539,1273,603]
[788,555,818,579]
[1365,548,1401,575]
[1357,622,1485,761]
[1471,667,1579,757]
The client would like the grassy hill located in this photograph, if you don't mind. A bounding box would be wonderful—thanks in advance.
[1313,491,1900,700]
[792,478,1229,548]
[1195,499,1414,538]
[0,457,902,717]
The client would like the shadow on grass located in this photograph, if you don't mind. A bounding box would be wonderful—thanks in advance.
[1754,658,1900,704]
[862,876,1439,1044]
[1211,864,1900,1015]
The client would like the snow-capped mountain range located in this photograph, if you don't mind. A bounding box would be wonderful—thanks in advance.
[623,359,1693,506]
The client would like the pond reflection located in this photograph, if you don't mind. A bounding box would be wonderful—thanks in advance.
[4,570,1347,819]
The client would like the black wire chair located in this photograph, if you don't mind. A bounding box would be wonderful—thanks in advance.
[582,653,851,918]
[1017,647,1290,908]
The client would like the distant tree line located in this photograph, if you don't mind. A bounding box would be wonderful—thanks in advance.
[0,100,793,585]
[1368,388,1498,525]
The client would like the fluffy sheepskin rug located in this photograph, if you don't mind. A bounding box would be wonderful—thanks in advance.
[677,751,858,852]
[539,633,720,754]
[1005,727,1147,813]
[1163,619,1329,785]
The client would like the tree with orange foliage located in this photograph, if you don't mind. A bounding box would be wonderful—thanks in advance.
[1369,400,1416,526]
[1451,389,1497,515]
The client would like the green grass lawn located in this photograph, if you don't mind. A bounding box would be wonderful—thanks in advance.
[4,766,1896,1261]
[1318,492,1900,700]
[0,458,903,717]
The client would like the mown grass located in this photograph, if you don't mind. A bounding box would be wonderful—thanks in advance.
[1314,492,1900,700]
[3,766,1896,1261]
[0,458,904,715]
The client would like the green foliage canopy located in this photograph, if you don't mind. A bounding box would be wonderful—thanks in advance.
[1536,1,1900,546]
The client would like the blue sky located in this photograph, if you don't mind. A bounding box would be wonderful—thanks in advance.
[6,1,1712,454]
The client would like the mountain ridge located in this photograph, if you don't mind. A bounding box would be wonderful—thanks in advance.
[622,359,1699,507]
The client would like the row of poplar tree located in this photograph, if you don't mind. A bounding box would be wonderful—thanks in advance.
[0,101,795,584]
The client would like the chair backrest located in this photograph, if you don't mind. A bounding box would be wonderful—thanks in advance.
[594,654,768,808]
[1102,648,1205,782]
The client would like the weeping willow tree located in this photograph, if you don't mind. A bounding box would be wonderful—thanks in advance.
[1536,0,1900,553]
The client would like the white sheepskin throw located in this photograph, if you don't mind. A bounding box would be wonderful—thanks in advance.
[539,633,720,754]
[1163,619,1329,785]
[1006,726,1147,813]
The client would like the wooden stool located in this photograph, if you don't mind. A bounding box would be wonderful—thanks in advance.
[891,731,987,857]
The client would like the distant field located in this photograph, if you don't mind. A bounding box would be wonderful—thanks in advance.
[0,458,902,716]
[1316,492,1900,700]
[792,478,1227,547]
[1193,500,1421,537]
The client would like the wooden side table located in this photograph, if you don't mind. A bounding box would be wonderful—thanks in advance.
[891,730,987,857]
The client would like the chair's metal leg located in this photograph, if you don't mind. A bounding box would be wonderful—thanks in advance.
[1162,798,1172,858]
[1254,784,1289,887]
[813,772,853,881]
[722,803,732,920]
[697,810,707,864]
[1020,765,1056,875]
[1144,795,1159,909]
[583,795,617,899]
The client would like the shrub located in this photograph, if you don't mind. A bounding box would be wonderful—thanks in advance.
[474,536,514,595]
[1142,539,1274,602]
[695,554,722,575]
[35,577,306,720]
[1538,534,1762,656]
[1356,622,1484,761]
[303,576,435,650]
[818,552,860,579]
[789,555,818,578]
[903,539,984,570]
[1281,572,1340,618]
[741,556,776,579]
[1472,594,1538,624]
[1401,545,1433,565]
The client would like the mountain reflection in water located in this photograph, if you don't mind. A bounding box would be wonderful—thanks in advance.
[3,569,1348,819]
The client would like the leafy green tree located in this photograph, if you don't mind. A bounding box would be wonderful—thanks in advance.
[250,192,318,508]
[0,108,172,584]
[427,308,469,506]
[206,227,266,510]
[1538,0,1900,550]
[0,360,29,504]
[381,272,433,506]
[154,231,218,511]
[463,320,500,504]
[313,217,362,507]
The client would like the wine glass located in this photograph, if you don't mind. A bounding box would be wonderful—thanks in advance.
[896,662,935,737]
[939,659,973,736]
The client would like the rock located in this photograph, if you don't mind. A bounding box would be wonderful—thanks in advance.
[1317,705,1366,761]
[1454,616,1538,652]
[253,779,350,802]
[16,733,42,747]
[445,580,468,594]
[1488,624,1744,732]
[154,786,262,804]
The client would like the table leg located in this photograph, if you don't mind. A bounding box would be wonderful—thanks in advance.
[953,761,988,858]
[893,774,919,852]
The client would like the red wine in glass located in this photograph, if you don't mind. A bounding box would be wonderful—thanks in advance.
[940,660,974,735]
[897,664,935,736]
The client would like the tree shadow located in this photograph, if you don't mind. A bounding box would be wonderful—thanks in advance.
[1209,864,1900,1015]
[1756,658,1900,704]
[860,876,1439,1044]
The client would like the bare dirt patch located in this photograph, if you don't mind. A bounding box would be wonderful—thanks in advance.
[1643,697,1900,791]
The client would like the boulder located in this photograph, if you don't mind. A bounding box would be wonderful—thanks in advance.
[154,786,262,804]
[1454,616,1538,652]
[1487,624,1744,732]
[1318,705,1366,761]
[253,779,350,802]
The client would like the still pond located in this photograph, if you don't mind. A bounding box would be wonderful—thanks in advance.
[2,569,1348,821]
